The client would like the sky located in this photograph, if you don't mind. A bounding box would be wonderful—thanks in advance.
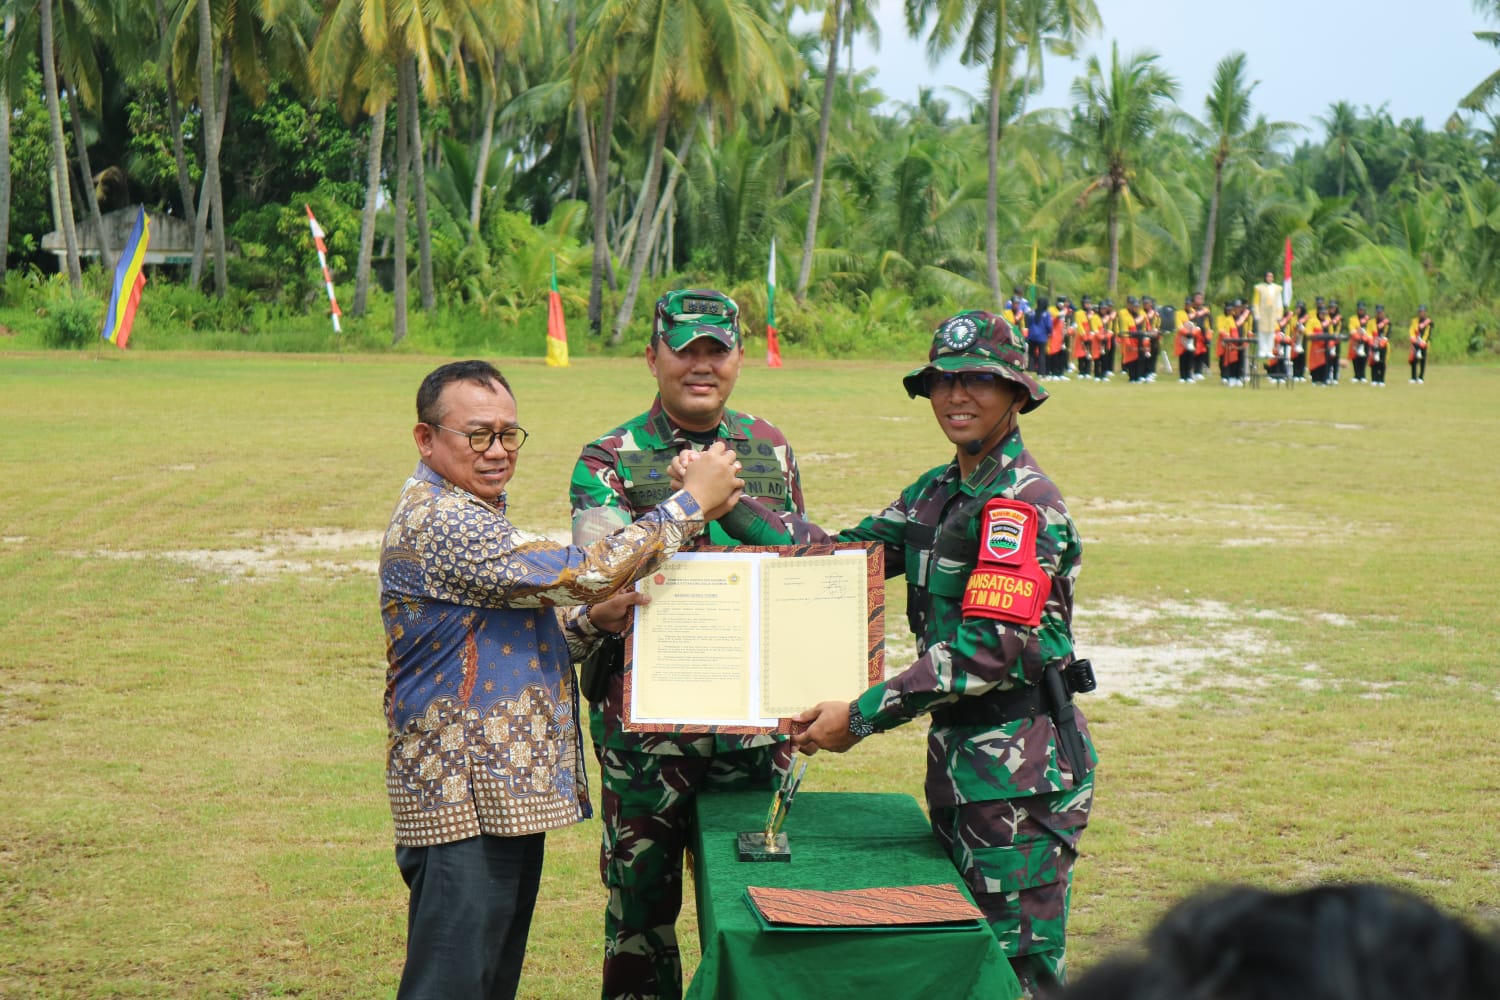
[842,0,1500,136]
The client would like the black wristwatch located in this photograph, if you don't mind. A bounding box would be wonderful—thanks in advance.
[848,701,875,737]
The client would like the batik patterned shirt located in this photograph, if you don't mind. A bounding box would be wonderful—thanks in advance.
[380,462,706,845]
[719,428,1095,808]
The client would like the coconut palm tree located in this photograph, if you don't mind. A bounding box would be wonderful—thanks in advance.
[161,0,316,294]
[1318,100,1368,200]
[792,0,843,304]
[578,0,791,343]
[193,0,228,294]
[1067,42,1178,294]
[0,10,15,281]
[1462,0,1500,113]
[1195,52,1255,296]
[567,0,622,335]
[1458,174,1500,294]
[38,0,80,285]
[10,0,117,285]
[688,120,785,281]
[151,0,197,235]
[307,0,495,340]
[904,0,1096,306]
[305,0,393,318]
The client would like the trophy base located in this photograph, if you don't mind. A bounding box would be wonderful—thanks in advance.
[736,831,790,862]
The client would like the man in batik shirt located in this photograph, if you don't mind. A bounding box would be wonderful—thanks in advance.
[380,360,742,1000]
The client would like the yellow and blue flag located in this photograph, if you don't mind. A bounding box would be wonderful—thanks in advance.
[102,207,150,349]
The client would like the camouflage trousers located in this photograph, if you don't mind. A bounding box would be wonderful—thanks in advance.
[930,774,1094,991]
[596,743,789,1000]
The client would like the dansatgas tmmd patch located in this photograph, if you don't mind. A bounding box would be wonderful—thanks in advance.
[981,502,1030,566]
[962,567,1047,626]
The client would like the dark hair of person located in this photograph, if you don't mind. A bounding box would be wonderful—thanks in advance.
[415,360,513,426]
[1061,882,1500,1000]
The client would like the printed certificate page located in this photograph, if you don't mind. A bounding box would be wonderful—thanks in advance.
[630,553,763,726]
[758,552,870,717]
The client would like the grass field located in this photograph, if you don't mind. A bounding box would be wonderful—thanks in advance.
[2,349,1498,998]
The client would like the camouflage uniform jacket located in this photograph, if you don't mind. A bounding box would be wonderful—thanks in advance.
[380,461,708,846]
[720,428,1095,808]
[570,395,806,756]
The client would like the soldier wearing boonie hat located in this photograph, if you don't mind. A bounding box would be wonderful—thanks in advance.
[714,307,1097,995]
[903,310,1049,413]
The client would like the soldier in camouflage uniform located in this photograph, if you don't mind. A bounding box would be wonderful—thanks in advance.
[569,289,804,1000]
[694,310,1096,996]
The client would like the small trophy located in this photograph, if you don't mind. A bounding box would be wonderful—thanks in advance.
[737,758,808,862]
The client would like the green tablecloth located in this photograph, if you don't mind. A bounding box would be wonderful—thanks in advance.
[686,791,1022,1000]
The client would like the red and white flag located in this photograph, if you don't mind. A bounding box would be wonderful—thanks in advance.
[546,256,569,367]
[1283,236,1293,309]
[766,238,783,368]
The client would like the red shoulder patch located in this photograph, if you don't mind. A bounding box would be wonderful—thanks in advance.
[978,498,1036,567]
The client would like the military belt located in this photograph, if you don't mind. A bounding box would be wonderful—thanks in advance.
[929,685,1045,728]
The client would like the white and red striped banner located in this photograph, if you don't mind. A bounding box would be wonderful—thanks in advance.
[306,204,342,333]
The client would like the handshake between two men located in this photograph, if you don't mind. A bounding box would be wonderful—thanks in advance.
[582,441,744,633]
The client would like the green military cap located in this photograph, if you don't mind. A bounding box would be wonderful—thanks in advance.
[652,288,740,350]
[902,310,1047,412]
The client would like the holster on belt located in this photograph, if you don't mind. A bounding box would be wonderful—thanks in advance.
[929,665,1094,783]
[1043,662,1093,782]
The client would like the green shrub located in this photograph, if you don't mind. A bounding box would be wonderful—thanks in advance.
[41,287,102,349]
[0,265,46,309]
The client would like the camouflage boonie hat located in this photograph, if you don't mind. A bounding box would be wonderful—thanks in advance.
[902,310,1048,412]
[653,288,740,350]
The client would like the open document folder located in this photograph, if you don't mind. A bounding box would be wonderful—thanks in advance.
[622,543,885,734]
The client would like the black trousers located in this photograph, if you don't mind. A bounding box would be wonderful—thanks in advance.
[1179,352,1193,381]
[1352,355,1367,380]
[1411,350,1427,379]
[396,833,547,1000]
[1027,342,1046,374]
[1371,359,1386,383]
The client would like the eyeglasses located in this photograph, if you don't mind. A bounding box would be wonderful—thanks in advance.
[433,423,529,452]
[927,371,1003,394]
